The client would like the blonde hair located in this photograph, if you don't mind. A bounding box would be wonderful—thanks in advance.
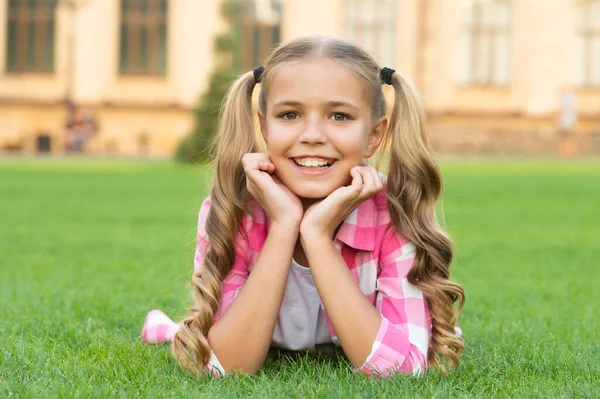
[172,36,465,374]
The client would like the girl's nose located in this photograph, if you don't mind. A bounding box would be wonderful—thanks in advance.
[299,120,326,144]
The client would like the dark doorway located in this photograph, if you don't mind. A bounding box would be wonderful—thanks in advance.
[36,134,52,153]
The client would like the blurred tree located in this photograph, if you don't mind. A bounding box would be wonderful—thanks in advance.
[176,0,282,164]
[175,0,242,163]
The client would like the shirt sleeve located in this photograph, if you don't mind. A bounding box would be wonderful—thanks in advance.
[194,196,251,376]
[358,228,429,377]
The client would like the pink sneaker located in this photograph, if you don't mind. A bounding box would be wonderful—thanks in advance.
[141,309,180,344]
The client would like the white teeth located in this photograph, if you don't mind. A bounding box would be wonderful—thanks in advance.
[294,158,332,168]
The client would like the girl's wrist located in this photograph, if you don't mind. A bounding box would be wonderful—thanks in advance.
[299,227,332,247]
[269,220,301,236]
[299,220,333,239]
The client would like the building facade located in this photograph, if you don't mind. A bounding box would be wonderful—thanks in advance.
[0,0,226,156]
[1,0,599,156]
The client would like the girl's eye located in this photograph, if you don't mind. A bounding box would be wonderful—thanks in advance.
[281,112,299,120]
[331,113,350,122]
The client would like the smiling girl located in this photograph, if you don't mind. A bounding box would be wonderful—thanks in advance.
[141,36,464,377]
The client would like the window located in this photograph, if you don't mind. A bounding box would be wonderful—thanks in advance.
[119,0,168,76]
[345,0,396,67]
[575,0,600,87]
[236,0,281,72]
[457,0,512,86]
[6,0,57,73]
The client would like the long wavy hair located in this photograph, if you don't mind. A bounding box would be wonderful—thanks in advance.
[172,36,465,374]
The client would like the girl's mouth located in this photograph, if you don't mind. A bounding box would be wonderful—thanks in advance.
[292,157,335,170]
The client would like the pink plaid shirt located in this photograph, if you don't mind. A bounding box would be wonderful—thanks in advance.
[192,190,431,376]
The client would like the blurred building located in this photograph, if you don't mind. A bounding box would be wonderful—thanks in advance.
[0,0,226,156]
[1,0,599,156]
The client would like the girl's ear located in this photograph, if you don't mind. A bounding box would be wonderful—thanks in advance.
[258,111,268,143]
[364,116,388,158]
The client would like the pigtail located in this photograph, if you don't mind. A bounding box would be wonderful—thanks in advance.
[172,71,259,374]
[381,72,465,372]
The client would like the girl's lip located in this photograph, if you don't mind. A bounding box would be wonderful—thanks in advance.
[290,159,336,176]
[291,156,336,163]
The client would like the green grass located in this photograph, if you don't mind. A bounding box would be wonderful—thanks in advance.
[1,158,599,398]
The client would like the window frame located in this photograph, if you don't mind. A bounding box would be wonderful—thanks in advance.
[574,0,600,88]
[457,0,513,87]
[237,0,281,72]
[118,0,168,76]
[344,0,396,68]
[6,0,57,74]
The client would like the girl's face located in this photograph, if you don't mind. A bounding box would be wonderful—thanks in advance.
[258,57,387,201]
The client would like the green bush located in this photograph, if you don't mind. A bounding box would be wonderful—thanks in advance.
[175,1,241,164]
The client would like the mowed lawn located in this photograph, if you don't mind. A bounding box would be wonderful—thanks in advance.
[0,158,599,398]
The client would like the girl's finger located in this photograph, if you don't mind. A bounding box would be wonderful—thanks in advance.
[347,167,364,198]
[246,167,275,196]
[245,159,271,183]
[355,167,374,195]
[245,168,264,188]
[242,152,271,170]
[244,158,273,176]
[365,166,383,192]
[356,166,381,198]
[258,160,276,173]
[243,158,260,174]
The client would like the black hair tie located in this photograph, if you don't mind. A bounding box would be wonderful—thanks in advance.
[253,66,265,83]
[380,67,395,85]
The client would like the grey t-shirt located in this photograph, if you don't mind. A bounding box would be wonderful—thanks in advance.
[210,259,334,374]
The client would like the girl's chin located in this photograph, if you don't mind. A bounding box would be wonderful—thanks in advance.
[278,175,352,200]
[289,186,337,200]
[275,171,347,199]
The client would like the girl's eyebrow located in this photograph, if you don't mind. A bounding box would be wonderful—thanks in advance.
[326,101,360,111]
[272,100,360,111]
[272,100,302,108]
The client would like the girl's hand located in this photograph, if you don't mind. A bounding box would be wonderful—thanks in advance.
[300,165,383,239]
[242,153,303,226]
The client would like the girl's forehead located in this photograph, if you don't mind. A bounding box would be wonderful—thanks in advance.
[265,58,370,106]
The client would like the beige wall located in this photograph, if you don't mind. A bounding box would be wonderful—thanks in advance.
[1,0,599,156]
[281,0,418,82]
[420,0,573,115]
[279,0,599,116]
[0,0,225,155]
[281,0,344,39]
[0,0,224,106]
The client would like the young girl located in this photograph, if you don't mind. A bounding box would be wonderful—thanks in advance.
[141,36,464,377]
